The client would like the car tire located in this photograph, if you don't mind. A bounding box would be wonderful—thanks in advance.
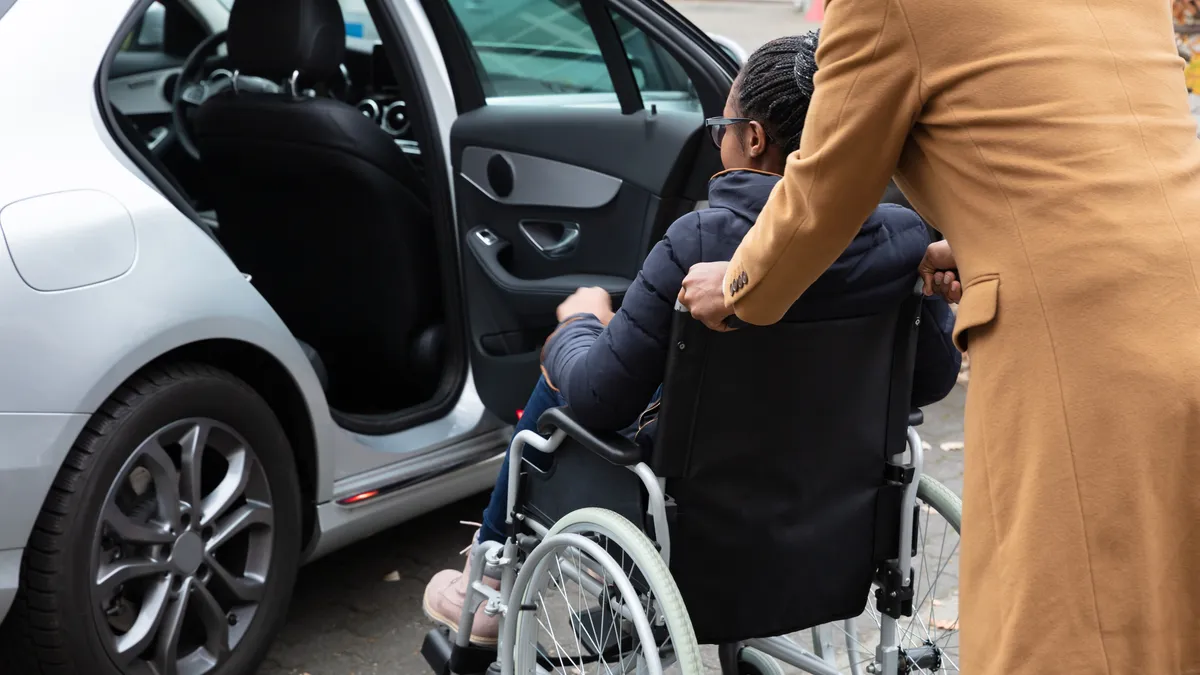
[0,362,302,675]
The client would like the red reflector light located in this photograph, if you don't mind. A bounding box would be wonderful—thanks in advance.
[341,490,379,505]
[516,409,524,420]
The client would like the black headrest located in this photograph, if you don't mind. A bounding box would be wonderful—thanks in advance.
[227,0,345,82]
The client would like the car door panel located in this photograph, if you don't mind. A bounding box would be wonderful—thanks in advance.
[425,0,736,422]
[464,227,632,315]
[459,146,623,208]
[453,105,703,197]
[453,105,708,421]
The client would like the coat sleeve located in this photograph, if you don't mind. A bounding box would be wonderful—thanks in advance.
[540,214,702,431]
[723,0,926,325]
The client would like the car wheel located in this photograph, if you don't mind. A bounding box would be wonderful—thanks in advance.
[1,363,302,675]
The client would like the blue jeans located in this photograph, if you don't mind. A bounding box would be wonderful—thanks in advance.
[479,376,567,544]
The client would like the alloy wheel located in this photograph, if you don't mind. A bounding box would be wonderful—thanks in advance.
[90,418,275,675]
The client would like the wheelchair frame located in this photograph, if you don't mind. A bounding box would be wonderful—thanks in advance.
[427,417,928,675]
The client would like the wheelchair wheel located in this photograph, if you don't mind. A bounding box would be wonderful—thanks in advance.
[737,647,785,675]
[820,475,963,674]
[504,508,703,674]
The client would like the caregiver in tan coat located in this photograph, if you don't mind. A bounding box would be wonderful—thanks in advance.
[679,0,1200,672]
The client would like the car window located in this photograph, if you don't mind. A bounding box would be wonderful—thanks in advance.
[337,0,379,41]
[446,0,700,110]
[215,0,379,41]
[609,11,693,96]
[120,1,166,52]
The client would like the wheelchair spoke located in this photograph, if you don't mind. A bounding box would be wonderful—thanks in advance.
[551,556,587,666]
[573,550,616,672]
[848,651,879,672]
[833,618,877,664]
[912,519,953,650]
[810,489,961,674]
[569,551,596,663]
[513,525,688,675]
[533,547,645,675]
[535,607,581,673]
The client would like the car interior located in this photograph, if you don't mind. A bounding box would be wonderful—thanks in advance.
[105,0,453,420]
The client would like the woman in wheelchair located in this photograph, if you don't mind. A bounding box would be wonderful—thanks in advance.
[423,31,962,647]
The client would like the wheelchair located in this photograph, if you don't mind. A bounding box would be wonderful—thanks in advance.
[423,284,963,675]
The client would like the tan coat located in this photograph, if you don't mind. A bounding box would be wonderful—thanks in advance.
[723,0,1200,672]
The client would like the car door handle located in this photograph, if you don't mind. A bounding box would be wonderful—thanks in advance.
[466,226,630,316]
[519,220,580,258]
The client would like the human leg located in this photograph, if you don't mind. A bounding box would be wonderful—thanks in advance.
[422,376,566,645]
[478,376,567,543]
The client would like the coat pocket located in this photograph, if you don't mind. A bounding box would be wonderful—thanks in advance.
[952,274,999,352]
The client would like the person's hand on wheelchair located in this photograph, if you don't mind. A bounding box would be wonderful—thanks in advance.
[678,260,738,331]
[918,240,962,303]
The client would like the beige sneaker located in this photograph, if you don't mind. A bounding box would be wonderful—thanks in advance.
[422,534,502,647]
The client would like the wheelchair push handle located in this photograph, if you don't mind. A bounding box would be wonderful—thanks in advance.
[672,299,749,330]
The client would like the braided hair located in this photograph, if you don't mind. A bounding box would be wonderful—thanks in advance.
[734,30,820,154]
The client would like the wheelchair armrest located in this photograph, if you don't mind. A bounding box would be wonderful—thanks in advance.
[908,408,924,427]
[537,407,644,466]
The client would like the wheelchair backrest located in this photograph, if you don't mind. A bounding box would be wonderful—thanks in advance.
[650,284,923,642]
[654,286,921,479]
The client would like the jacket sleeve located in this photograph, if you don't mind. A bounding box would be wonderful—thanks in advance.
[541,214,702,431]
[723,0,925,325]
[911,295,962,407]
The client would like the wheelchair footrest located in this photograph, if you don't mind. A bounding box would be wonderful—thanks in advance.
[421,626,497,675]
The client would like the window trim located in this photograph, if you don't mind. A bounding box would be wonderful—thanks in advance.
[608,0,735,117]
[95,0,220,246]
[580,0,642,114]
[418,0,487,112]
[610,9,688,94]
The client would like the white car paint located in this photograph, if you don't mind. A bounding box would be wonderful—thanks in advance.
[1,190,138,292]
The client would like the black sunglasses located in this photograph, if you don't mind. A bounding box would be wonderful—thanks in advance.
[705,116,752,150]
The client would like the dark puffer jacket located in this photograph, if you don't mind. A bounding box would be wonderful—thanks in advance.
[541,169,960,432]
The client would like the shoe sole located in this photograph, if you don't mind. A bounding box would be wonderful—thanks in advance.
[421,586,499,648]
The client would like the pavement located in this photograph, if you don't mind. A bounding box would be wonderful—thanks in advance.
[258,2,962,673]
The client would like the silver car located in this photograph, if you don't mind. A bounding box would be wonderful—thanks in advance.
[0,0,745,672]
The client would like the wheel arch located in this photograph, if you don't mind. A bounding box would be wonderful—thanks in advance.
[149,338,322,551]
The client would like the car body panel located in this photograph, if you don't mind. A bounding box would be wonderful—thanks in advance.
[0,548,20,625]
[312,435,506,560]
[0,412,90,619]
[0,412,91,551]
[1,190,138,292]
